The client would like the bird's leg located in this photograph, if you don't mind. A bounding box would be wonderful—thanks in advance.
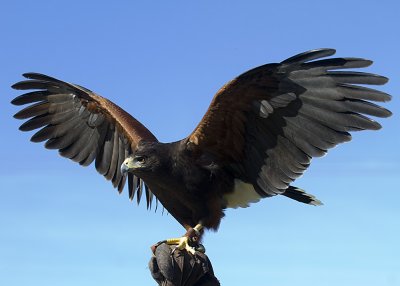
[164,223,205,255]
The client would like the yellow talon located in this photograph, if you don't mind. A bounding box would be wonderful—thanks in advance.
[163,223,205,255]
[166,238,181,245]
[167,236,196,254]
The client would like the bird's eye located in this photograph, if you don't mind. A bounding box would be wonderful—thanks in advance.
[136,156,146,164]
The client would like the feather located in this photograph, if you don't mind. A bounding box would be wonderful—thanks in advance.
[117,173,127,194]
[303,57,372,70]
[95,125,114,175]
[112,136,125,190]
[281,48,336,64]
[145,184,153,210]
[128,175,140,201]
[338,83,392,102]
[23,72,67,83]
[14,102,50,119]
[105,128,120,181]
[328,71,388,85]
[20,109,76,132]
[11,80,62,92]
[302,97,392,118]
[137,179,144,205]
[11,91,48,105]
[300,104,382,131]
[128,173,135,201]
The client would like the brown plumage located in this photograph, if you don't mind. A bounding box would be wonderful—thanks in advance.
[11,49,392,232]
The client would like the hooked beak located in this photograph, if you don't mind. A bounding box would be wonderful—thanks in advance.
[121,157,135,176]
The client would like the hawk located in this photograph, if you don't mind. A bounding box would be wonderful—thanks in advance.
[12,49,392,253]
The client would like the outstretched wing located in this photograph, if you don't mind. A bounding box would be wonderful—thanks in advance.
[12,73,158,208]
[188,49,392,199]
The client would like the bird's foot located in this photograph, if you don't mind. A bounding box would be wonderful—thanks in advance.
[168,236,198,255]
[152,224,205,255]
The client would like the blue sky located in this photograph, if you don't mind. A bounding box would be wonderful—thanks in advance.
[1,1,399,285]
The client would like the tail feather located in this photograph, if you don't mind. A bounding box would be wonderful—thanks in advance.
[282,186,323,206]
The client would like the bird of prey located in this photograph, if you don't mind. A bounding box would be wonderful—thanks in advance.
[11,48,392,253]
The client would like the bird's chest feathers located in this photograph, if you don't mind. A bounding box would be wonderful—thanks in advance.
[170,153,217,196]
[154,150,229,208]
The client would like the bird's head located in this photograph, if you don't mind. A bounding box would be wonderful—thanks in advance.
[120,141,163,177]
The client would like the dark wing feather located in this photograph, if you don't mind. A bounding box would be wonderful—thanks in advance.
[12,73,158,206]
[188,49,391,198]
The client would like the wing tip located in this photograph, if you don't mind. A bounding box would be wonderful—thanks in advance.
[281,48,336,64]
[378,75,389,85]
[10,97,19,105]
[22,72,40,79]
[11,81,25,90]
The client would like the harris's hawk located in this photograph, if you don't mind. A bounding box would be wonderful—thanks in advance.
[11,49,392,253]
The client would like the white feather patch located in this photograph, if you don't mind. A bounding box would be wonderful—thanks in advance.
[223,179,262,209]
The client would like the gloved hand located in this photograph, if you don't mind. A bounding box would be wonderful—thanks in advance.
[149,242,220,286]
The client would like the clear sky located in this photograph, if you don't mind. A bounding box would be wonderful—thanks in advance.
[1,1,399,285]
